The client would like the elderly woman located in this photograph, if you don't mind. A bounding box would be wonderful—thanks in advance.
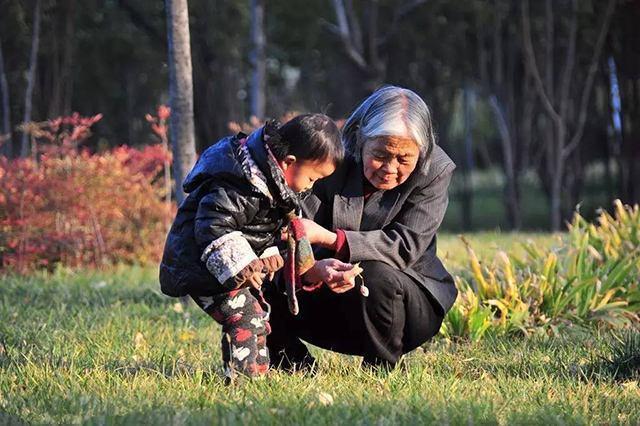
[266,86,457,369]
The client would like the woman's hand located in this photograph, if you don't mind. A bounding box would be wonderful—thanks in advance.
[299,218,337,249]
[302,258,356,293]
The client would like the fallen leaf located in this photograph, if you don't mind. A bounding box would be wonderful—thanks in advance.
[179,330,196,342]
[343,263,364,283]
[134,332,147,350]
[91,281,107,289]
[318,392,334,406]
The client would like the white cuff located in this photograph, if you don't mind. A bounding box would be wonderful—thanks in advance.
[201,231,259,284]
[260,246,280,259]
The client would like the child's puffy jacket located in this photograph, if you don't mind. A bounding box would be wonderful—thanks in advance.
[159,126,298,297]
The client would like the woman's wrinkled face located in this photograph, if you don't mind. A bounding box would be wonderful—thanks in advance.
[361,136,420,190]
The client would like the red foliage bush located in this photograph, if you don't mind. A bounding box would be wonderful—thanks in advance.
[1,114,174,273]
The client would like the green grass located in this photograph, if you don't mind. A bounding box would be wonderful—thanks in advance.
[1,249,639,424]
[438,231,560,270]
[442,165,619,231]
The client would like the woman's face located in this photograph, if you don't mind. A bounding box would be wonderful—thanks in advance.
[361,136,420,190]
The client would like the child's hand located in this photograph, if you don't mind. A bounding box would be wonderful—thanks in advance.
[225,259,266,290]
[244,271,267,290]
[302,258,356,293]
[261,253,284,281]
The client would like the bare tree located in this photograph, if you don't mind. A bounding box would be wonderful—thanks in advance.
[461,86,475,231]
[0,39,11,157]
[165,0,197,205]
[521,0,616,230]
[327,0,427,91]
[250,0,266,119]
[48,0,76,117]
[21,0,42,157]
[479,0,536,230]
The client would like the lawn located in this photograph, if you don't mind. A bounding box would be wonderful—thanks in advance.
[441,166,617,232]
[437,231,560,269]
[1,234,639,425]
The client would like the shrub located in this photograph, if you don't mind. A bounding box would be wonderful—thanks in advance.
[442,200,640,340]
[0,114,174,273]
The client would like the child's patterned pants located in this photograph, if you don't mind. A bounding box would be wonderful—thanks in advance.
[191,287,271,378]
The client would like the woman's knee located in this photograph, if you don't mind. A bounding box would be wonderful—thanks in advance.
[358,261,406,347]
[359,260,405,300]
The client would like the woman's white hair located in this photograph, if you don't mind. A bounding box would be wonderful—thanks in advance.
[342,85,436,164]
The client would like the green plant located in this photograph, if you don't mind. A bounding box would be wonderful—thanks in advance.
[442,200,640,340]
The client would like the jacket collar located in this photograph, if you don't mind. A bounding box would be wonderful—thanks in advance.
[332,158,365,231]
[332,157,403,231]
[244,127,300,213]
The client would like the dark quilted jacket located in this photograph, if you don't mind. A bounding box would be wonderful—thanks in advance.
[159,127,298,297]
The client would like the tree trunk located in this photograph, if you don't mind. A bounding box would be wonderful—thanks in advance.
[249,0,266,119]
[489,95,520,229]
[47,0,74,119]
[522,0,615,230]
[461,87,474,231]
[21,0,42,157]
[482,4,523,231]
[0,39,12,158]
[126,68,135,144]
[62,0,76,116]
[329,0,425,95]
[550,122,565,231]
[165,0,197,205]
[49,30,62,118]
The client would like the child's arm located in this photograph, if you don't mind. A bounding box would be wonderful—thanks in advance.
[194,183,264,289]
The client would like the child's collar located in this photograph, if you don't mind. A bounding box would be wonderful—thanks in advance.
[243,126,300,212]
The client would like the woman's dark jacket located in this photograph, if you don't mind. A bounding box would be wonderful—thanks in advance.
[302,145,457,314]
[159,127,297,297]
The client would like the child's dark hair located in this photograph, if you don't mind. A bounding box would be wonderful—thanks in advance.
[264,114,344,165]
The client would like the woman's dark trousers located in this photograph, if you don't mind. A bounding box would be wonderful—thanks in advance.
[264,260,444,367]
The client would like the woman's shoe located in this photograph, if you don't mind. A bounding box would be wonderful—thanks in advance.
[270,348,317,374]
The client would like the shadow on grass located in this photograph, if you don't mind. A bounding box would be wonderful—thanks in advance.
[74,400,501,425]
[0,412,29,426]
[421,332,635,384]
[581,330,640,382]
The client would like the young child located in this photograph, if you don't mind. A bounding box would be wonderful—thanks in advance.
[159,114,343,379]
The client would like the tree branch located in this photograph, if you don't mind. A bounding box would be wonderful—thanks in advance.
[21,0,42,157]
[330,0,367,70]
[520,0,562,125]
[117,0,165,47]
[345,0,364,55]
[0,38,12,156]
[368,0,380,68]
[558,0,577,122]
[544,0,554,101]
[320,18,341,36]
[564,0,616,158]
[377,0,427,47]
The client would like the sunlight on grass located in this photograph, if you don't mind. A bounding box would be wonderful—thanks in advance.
[438,231,560,271]
[1,236,638,424]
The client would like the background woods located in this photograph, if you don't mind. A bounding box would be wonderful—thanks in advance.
[0,0,639,233]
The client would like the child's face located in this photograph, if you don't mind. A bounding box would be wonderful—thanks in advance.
[279,157,336,193]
